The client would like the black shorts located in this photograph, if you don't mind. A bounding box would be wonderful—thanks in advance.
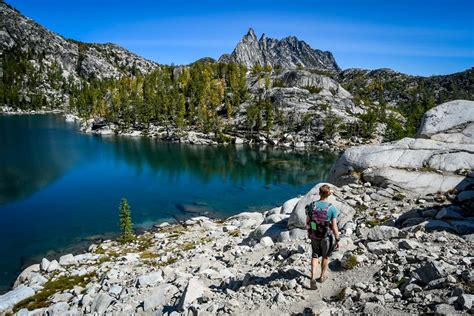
[311,234,336,258]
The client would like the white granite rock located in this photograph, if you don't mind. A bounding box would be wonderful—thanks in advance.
[0,285,35,313]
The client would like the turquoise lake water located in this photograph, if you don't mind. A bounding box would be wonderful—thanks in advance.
[0,114,336,292]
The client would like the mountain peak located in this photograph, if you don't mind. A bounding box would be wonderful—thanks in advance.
[219,29,340,72]
[246,27,257,39]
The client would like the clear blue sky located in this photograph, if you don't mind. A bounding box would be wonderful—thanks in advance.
[8,0,474,76]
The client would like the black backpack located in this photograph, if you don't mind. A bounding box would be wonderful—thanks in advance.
[305,201,332,239]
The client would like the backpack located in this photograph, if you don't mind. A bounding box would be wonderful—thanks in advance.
[305,201,332,240]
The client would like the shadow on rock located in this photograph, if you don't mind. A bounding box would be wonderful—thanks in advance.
[210,268,307,293]
[395,174,474,237]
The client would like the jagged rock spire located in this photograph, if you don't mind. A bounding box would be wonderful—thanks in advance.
[219,28,340,72]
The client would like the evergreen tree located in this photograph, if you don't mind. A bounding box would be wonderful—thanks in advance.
[118,197,134,242]
[264,99,273,137]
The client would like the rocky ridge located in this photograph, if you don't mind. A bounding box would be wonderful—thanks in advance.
[219,28,340,73]
[0,3,157,79]
[0,2,158,109]
[338,67,474,108]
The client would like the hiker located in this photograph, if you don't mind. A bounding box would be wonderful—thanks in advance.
[305,184,340,289]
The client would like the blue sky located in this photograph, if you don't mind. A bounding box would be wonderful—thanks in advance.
[8,0,474,76]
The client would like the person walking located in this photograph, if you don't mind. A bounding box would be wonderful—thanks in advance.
[305,184,340,289]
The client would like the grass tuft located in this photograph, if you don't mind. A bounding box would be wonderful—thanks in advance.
[180,242,195,251]
[344,255,359,269]
[367,219,380,227]
[228,229,241,237]
[140,250,159,259]
[13,273,95,312]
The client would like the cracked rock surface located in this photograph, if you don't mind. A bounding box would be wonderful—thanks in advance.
[329,100,474,194]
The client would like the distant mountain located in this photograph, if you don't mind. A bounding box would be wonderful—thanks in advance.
[219,28,340,73]
[0,1,157,81]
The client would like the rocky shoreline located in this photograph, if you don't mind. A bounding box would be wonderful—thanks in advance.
[0,107,360,153]
[1,100,473,315]
[76,115,361,153]
[0,178,472,315]
[0,106,63,116]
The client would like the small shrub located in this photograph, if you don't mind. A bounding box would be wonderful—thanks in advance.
[303,86,322,94]
[350,170,362,181]
[335,287,347,301]
[97,256,111,264]
[136,235,153,251]
[13,273,95,312]
[199,236,214,244]
[396,277,408,288]
[419,165,437,172]
[319,103,330,111]
[180,242,195,251]
[344,255,359,269]
[228,229,241,237]
[367,219,380,227]
[162,257,178,266]
[159,225,186,235]
[321,115,341,140]
[140,250,159,259]
[354,204,368,212]
[392,192,406,201]
[93,247,106,255]
[272,79,286,88]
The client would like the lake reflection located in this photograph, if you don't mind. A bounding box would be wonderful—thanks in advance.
[0,114,336,291]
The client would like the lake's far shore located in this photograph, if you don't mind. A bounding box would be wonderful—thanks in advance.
[1,106,374,154]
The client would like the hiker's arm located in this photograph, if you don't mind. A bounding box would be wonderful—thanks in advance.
[331,218,340,241]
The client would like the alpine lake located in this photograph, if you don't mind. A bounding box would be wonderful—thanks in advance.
[0,114,337,292]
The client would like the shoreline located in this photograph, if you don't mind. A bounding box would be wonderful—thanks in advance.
[2,179,472,315]
[0,107,366,154]
[0,111,336,297]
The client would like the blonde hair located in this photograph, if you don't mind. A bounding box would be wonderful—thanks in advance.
[319,184,331,199]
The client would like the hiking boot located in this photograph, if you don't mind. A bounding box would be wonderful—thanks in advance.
[310,279,317,290]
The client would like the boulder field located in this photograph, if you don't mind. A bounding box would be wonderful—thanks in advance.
[1,100,473,315]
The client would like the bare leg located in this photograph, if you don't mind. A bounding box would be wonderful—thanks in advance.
[311,257,318,280]
[320,257,329,278]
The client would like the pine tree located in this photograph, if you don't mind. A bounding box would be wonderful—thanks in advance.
[264,99,273,137]
[118,198,134,242]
